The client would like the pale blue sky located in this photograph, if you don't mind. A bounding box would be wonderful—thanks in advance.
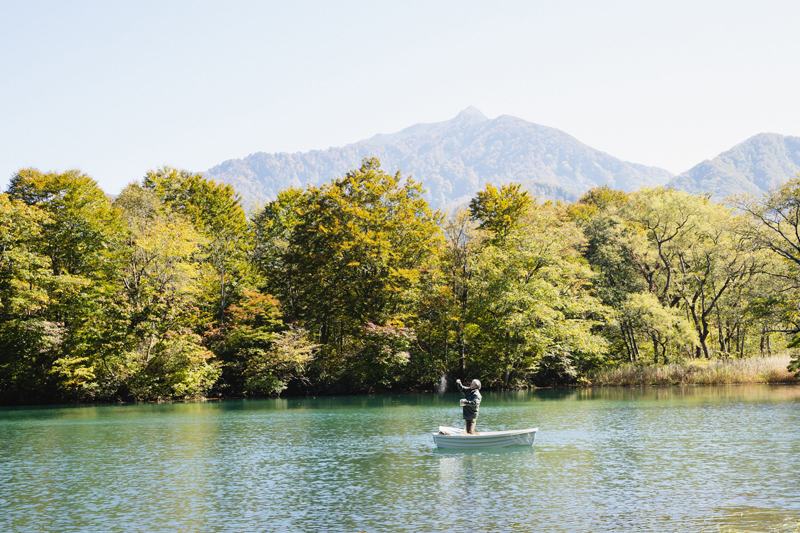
[2,0,799,193]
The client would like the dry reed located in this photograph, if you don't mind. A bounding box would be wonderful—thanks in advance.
[590,354,799,386]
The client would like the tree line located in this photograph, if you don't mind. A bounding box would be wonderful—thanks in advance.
[1,158,798,404]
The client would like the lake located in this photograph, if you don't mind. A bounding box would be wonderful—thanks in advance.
[1,385,799,532]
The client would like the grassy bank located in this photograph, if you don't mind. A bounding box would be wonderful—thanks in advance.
[590,354,799,386]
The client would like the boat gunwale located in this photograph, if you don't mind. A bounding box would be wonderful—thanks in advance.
[432,427,538,438]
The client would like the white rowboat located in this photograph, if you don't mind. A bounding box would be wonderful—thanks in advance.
[432,426,538,449]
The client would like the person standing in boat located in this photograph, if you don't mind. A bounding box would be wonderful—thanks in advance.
[456,378,481,434]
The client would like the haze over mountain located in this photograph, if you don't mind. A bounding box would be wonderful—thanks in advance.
[667,133,800,200]
[203,107,673,208]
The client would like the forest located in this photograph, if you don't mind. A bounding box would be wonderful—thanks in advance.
[1,158,799,404]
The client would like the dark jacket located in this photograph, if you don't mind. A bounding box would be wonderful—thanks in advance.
[457,382,482,420]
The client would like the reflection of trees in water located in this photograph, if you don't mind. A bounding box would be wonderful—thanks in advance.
[713,505,800,532]
[518,383,800,403]
[580,383,800,402]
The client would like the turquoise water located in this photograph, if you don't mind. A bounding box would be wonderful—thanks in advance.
[1,385,799,532]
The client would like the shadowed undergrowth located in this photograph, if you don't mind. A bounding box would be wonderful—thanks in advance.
[590,355,799,386]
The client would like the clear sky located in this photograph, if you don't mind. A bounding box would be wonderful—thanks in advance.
[2,0,799,193]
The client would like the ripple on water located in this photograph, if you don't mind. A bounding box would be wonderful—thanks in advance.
[1,385,799,532]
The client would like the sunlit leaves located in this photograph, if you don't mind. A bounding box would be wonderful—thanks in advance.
[466,202,609,386]
[619,292,698,364]
[144,166,252,326]
[109,184,218,400]
[253,158,442,391]
[8,168,121,278]
[0,194,50,316]
[469,183,531,242]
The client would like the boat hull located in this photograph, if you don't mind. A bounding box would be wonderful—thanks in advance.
[432,426,538,449]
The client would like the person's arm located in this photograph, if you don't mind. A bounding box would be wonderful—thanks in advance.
[456,379,467,394]
[462,395,481,407]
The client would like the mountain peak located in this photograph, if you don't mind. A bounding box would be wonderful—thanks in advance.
[667,133,800,199]
[204,109,673,209]
[451,106,488,124]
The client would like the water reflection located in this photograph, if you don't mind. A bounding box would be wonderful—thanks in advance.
[1,384,799,532]
[713,505,800,532]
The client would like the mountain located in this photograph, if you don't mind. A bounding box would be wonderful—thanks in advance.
[668,133,800,200]
[203,107,673,208]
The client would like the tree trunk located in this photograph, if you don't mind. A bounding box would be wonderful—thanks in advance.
[458,329,465,376]
[717,313,726,355]
[699,330,711,359]
[219,269,226,325]
[699,315,712,358]
[631,328,640,362]
[444,335,449,372]
[621,322,635,363]
[319,323,329,345]
[739,326,746,358]
[653,336,659,364]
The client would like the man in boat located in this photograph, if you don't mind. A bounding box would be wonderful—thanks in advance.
[456,378,481,434]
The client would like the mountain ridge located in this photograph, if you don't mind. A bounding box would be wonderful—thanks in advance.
[667,133,800,200]
[203,108,674,208]
[203,109,800,208]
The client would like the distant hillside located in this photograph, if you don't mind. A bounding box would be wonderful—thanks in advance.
[203,107,673,208]
[668,133,800,200]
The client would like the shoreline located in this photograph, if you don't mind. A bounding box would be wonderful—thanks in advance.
[3,377,799,409]
[588,354,798,387]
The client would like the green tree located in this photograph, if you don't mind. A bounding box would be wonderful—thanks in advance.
[143,167,252,326]
[251,187,305,321]
[469,183,531,243]
[7,169,121,278]
[254,158,442,391]
[109,184,220,400]
[467,202,609,386]
[411,210,482,383]
[4,169,124,401]
[439,211,480,377]
[617,188,762,359]
[736,177,800,274]
[0,195,51,318]
[569,187,645,363]
[619,292,698,363]
[207,290,316,396]
[0,194,60,403]
[736,177,800,373]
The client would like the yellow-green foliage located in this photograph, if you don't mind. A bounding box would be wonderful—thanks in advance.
[3,166,800,404]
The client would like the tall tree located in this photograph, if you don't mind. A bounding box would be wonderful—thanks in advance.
[143,167,251,326]
[0,194,59,403]
[737,177,800,373]
[469,183,531,243]
[110,184,220,400]
[254,158,442,391]
[251,187,305,321]
[5,169,124,401]
[619,188,762,359]
[570,187,644,363]
[7,169,121,278]
[467,202,609,386]
[413,210,481,381]
[619,292,697,364]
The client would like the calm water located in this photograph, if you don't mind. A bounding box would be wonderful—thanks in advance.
[1,385,799,533]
